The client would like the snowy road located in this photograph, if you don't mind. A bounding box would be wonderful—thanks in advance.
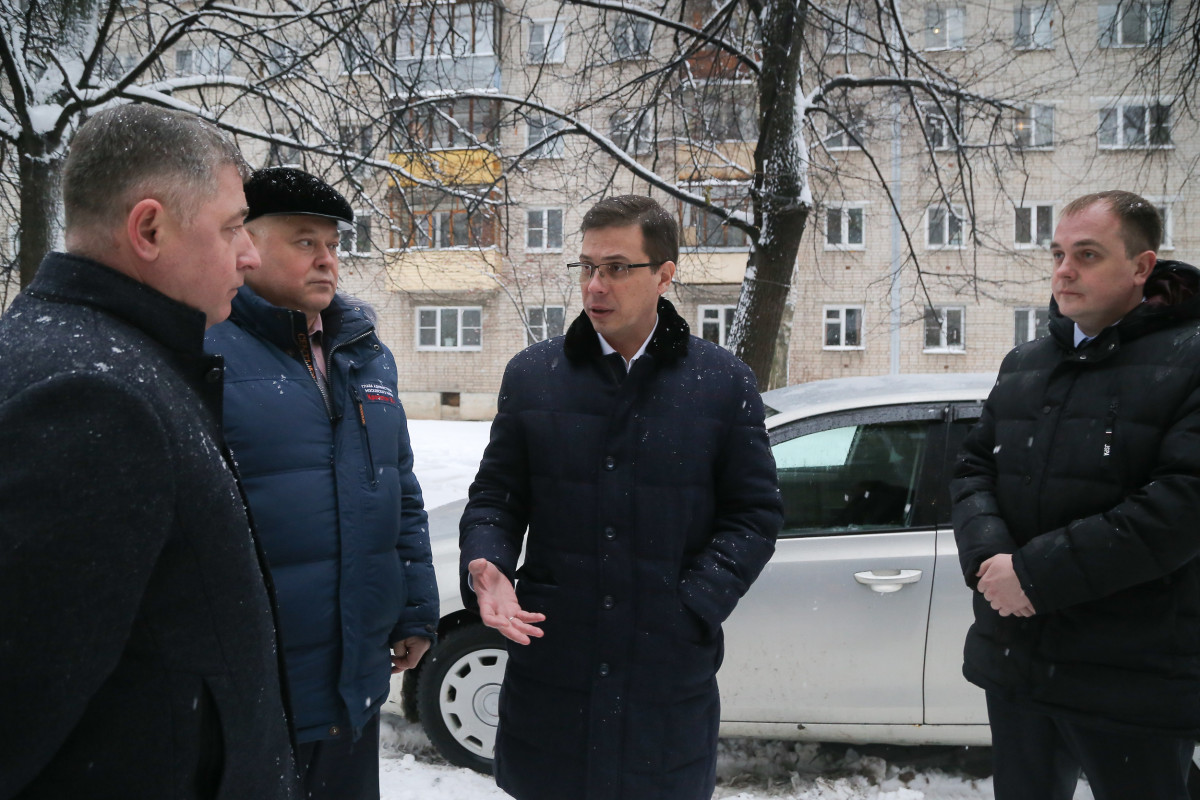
[394,420,1094,799]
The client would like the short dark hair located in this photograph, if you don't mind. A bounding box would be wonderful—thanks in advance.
[580,195,678,266]
[1061,190,1162,256]
[63,104,249,237]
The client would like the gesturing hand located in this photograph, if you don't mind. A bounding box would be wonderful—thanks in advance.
[976,554,1036,618]
[468,558,546,645]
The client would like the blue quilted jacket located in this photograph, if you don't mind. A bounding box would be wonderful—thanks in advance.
[207,287,437,743]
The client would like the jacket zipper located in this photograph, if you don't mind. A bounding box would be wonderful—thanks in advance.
[351,384,378,486]
[1103,398,1119,458]
[295,330,333,418]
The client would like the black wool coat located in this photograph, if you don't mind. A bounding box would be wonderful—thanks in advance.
[460,298,782,800]
[952,260,1200,735]
[0,254,298,799]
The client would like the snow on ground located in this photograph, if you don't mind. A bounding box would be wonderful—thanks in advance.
[391,420,1096,800]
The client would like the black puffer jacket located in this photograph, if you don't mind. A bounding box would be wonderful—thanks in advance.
[952,259,1200,735]
[460,298,781,800]
[0,253,298,799]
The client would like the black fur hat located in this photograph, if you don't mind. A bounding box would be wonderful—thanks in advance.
[244,167,354,229]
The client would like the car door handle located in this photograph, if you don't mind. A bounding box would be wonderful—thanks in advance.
[853,569,923,593]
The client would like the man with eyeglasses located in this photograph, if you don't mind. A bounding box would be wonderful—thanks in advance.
[460,195,782,800]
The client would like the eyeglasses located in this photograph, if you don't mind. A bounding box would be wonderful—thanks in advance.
[566,261,664,282]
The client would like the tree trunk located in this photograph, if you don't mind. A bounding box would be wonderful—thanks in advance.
[731,0,810,388]
[17,138,63,289]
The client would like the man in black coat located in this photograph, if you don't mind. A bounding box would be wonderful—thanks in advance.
[0,105,298,799]
[460,195,782,800]
[952,190,1200,799]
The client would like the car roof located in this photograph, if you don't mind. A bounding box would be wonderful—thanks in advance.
[761,372,996,427]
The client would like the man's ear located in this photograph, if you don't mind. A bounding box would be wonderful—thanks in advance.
[1132,249,1157,285]
[126,198,166,262]
[657,260,676,295]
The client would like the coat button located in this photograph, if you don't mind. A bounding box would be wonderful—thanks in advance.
[602,595,615,610]
[598,663,610,677]
[205,367,223,383]
[1024,475,1032,485]
[1042,405,1052,414]
[603,456,616,470]
[604,526,616,540]
[328,725,341,736]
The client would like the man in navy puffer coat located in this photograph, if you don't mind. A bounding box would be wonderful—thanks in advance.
[206,169,438,800]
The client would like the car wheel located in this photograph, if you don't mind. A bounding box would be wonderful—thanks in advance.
[416,623,506,773]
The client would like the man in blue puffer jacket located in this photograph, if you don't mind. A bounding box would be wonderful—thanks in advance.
[206,168,438,800]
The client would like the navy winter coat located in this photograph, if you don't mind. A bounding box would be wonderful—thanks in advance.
[952,260,1200,735]
[0,253,298,799]
[206,287,438,743]
[460,298,782,800]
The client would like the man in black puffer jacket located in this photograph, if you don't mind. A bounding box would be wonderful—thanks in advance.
[952,190,1200,799]
[460,196,781,800]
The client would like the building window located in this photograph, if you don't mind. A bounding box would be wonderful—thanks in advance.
[527,115,564,158]
[528,20,565,63]
[338,124,373,174]
[267,129,302,169]
[609,110,654,155]
[825,205,865,249]
[824,110,866,150]
[1014,307,1050,345]
[1015,104,1054,148]
[926,205,964,249]
[921,103,960,150]
[340,36,375,75]
[699,305,737,347]
[417,307,482,350]
[612,16,651,59]
[1014,3,1054,48]
[924,6,965,50]
[1015,204,1053,248]
[525,306,565,344]
[340,211,371,256]
[1143,197,1175,250]
[1099,2,1169,47]
[827,4,866,54]
[682,81,757,142]
[391,194,498,250]
[175,45,231,76]
[402,98,500,150]
[527,208,564,251]
[924,306,964,351]
[824,306,863,349]
[1098,102,1172,149]
[681,185,750,250]
[397,3,494,59]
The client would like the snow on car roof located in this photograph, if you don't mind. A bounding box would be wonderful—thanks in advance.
[761,372,997,427]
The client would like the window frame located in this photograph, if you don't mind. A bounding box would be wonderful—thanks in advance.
[824,204,866,251]
[827,4,867,54]
[1013,203,1053,249]
[925,204,965,250]
[527,19,566,64]
[1098,101,1173,150]
[924,5,965,50]
[416,306,483,351]
[1014,3,1054,49]
[1144,196,1176,251]
[920,102,960,151]
[340,210,372,256]
[1014,103,1055,149]
[680,186,752,251]
[1013,307,1050,346]
[526,208,564,252]
[698,305,738,348]
[923,306,965,352]
[525,305,566,344]
[526,115,565,159]
[1099,1,1169,48]
[823,305,864,350]
[612,15,652,59]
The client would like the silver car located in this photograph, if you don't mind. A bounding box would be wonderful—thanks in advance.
[393,373,996,771]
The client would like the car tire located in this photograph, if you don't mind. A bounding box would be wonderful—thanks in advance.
[416,623,507,773]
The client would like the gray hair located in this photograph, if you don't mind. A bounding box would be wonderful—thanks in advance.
[63,104,249,239]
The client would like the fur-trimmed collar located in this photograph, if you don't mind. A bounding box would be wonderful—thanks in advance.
[563,296,690,365]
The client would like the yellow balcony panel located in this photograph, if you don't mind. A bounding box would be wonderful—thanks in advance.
[675,142,754,182]
[386,248,503,292]
[676,251,747,285]
[388,149,502,188]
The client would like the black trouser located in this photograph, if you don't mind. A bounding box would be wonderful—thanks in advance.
[986,691,1193,800]
[294,713,381,800]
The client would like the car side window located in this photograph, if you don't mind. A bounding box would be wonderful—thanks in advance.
[773,418,931,537]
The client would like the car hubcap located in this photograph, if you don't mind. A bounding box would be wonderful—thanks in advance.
[439,647,507,757]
